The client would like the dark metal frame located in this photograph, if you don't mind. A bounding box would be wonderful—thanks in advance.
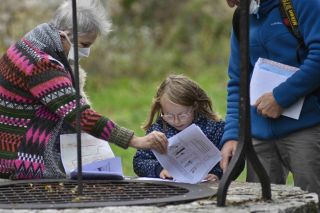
[0,179,216,209]
[216,0,271,206]
[71,0,84,195]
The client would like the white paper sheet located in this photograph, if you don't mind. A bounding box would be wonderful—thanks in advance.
[250,58,305,120]
[152,124,221,184]
[135,177,208,183]
[60,133,115,178]
[135,177,174,182]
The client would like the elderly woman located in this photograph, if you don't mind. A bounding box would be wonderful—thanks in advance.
[0,0,168,180]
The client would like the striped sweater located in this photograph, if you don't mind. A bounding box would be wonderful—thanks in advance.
[0,23,133,180]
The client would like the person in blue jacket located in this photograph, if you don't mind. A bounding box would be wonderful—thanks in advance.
[133,74,224,181]
[221,0,320,197]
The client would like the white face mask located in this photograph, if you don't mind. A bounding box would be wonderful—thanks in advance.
[61,31,91,61]
[249,0,260,15]
[68,45,90,61]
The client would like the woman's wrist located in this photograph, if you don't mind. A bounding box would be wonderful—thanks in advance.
[108,125,134,149]
[128,135,138,148]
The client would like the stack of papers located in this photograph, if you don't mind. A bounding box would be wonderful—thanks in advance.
[70,157,124,180]
[152,124,221,184]
[60,133,123,180]
[250,58,304,120]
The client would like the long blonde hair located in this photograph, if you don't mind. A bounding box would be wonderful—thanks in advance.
[143,74,220,131]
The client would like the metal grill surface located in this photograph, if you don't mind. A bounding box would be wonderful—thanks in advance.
[0,179,216,209]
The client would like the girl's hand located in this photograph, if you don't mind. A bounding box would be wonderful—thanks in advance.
[204,174,218,182]
[160,169,173,179]
[129,131,168,154]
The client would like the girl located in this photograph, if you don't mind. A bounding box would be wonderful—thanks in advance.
[133,74,225,181]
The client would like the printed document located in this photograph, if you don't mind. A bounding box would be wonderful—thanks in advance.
[152,124,221,184]
[60,133,115,178]
[250,58,304,120]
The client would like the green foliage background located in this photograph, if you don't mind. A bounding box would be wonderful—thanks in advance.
[83,0,233,177]
[0,0,293,184]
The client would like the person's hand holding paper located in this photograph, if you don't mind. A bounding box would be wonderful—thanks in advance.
[250,58,305,120]
[254,92,283,118]
[152,124,221,184]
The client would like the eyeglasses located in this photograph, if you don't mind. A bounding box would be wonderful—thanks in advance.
[161,111,193,123]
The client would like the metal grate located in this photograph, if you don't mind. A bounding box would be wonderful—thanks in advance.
[0,179,216,209]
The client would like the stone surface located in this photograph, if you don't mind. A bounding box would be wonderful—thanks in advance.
[0,180,318,213]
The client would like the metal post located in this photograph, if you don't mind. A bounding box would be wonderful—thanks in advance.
[71,0,83,195]
[216,0,271,206]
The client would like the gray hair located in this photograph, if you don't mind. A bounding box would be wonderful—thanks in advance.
[51,0,111,36]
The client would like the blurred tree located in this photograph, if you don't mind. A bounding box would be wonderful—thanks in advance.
[0,0,233,83]
[83,0,233,81]
[0,0,62,51]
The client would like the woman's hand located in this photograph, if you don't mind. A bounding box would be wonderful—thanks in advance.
[129,131,168,154]
[160,169,173,179]
[220,140,238,173]
[204,174,218,182]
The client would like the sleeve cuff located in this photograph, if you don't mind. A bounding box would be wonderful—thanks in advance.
[221,123,239,146]
[273,84,299,108]
[155,164,163,178]
[108,125,134,149]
